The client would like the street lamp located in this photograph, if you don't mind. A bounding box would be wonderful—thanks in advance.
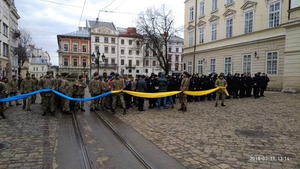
[92,51,105,74]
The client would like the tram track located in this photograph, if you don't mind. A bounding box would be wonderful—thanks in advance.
[69,105,152,169]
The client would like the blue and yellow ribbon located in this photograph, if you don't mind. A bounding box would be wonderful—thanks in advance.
[0,87,228,102]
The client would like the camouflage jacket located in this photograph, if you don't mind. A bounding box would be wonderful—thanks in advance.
[20,77,34,93]
[0,81,6,98]
[88,78,101,95]
[74,79,87,96]
[8,79,18,93]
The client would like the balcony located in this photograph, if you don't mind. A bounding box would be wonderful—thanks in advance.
[99,63,117,69]
[13,29,21,38]
[125,64,136,70]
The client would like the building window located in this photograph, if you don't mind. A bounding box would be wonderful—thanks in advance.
[224,57,232,75]
[136,50,140,56]
[269,1,280,28]
[210,58,216,72]
[128,50,132,55]
[226,17,233,38]
[73,58,78,66]
[211,22,217,41]
[153,61,156,67]
[111,58,115,64]
[226,0,234,5]
[121,39,124,45]
[169,47,172,52]
[136,70,140,73]
[175,55,179,62]
[199,27,204,44]
[187,61,192,74]
[212,0,218,11]
[95,46,99,52]
[188,30,194,46]
[73,44,78,52]
[111,38,116,44]
[82,45,87,52]
[111,47,116,54]
[146,51,149,56]
[63,44,68,51]
[199,0,205,17]
[82,59,87,67]
[197,60,204,74]
[136,60,140,66]
[243,55,251,74]
[176,48,179,53]
[63,58,68,66]
[145,60,149,66]
[128,60,132,67]
[95,36,99,42]
[129,40,133,45]
[189,7,194,21]
[104,37,109,43]
[244,10,254,34]
[3,23,8,36]
[267,51,278,74]
[121,59,125,65]
[121,49,125,55]
[104,46,109,53]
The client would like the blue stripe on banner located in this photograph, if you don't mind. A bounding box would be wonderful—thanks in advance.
[0,89,112,103]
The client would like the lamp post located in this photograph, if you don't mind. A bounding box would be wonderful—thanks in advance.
[91,51,105,75]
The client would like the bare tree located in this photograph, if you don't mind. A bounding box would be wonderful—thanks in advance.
[136,5,179,75]
[16,28,33,63]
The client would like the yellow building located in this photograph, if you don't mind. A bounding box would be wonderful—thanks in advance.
[184,0,300,90]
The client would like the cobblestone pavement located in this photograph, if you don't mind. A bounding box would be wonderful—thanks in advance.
[0,91,299,169]
[0,100,58,169]
[116,92,300,169]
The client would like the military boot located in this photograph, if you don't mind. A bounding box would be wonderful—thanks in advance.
[123,108,127,115]
[0,112,6,118]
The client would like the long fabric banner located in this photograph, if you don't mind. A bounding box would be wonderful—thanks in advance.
[0,87,228,102]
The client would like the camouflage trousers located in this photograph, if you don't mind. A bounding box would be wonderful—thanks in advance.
[23,96,31,110]
[9,92,20,106]
[179,93,187,109]
[112,94,125,110]
[42,93,55,113]
[215,92,225,104]
[31,94,37,103]
[62,98,70,112]
[90,94,99,110]
[75,95,85,110]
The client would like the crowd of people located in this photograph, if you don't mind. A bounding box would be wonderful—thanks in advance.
[0,70,270,119]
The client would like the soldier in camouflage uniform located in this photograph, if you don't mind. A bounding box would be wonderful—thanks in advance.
[0,79,7,118]
[39,71,55,116]
[54,74,63,109]
[59,75,74,114]
[88,72,101,112]
[2,77,9,109]
[8,75,20,107]
[178,71,190,112]
[31,74,39,104]
[8,75,21,107]
[111,73,126,115]
[74,75,87,111]
[20,73,34,111]
[102,77,111,109]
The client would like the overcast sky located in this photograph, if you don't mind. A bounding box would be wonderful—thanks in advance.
[15,0,185,66]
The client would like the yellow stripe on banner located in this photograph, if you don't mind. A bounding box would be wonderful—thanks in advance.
[110,87,229,98]
[183,87,229,96]
[123,90,181,98]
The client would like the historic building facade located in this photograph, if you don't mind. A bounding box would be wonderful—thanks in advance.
[57,29,91,78]
[0,0,20,79]
[184,0,300,90]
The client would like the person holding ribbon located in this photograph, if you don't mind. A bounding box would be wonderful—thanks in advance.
[215,73,228,107]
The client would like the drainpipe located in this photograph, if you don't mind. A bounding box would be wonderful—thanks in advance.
[193,0,198,74]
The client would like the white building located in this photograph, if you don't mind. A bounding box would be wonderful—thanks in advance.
[168,35,184,74]
[29,54,50,78]
[87,19,118,76]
